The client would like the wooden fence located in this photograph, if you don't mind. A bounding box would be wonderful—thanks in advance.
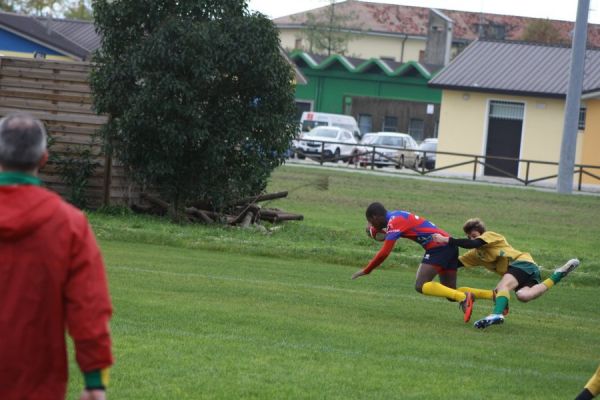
[0,56,135,207]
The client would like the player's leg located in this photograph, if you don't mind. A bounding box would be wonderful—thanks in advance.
[473,273,519,329]
[539,258,580,290]
[576,364,600,400]
[417,263,468,302]
[417,245,465,299]
[457,286,494,300]
[440,270,475,322]
[512,260,576,302]
[417,246,475,321]
[415,263,439,293]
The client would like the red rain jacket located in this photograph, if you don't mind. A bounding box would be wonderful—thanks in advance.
[0,184,113,400]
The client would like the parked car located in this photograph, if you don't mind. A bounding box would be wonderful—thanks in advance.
[300,111,361,141]
[295,126,358,161]
[351,133,378,160]
[414,138,438,170]
[357,132,418,168]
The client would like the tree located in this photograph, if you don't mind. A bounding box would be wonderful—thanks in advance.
[0,0,16,12]
[296,0,361,55]
[64,0,92,20]
[20,0,58,15]
[522,19,566,45]
[91,0,297,220]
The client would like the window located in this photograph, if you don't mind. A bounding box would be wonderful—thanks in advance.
[382,116,398,132]
[489,100,524,120]
[301,120,327,132]
[381,136,402,147]
[579,107,587,130]
[475,24,506,40]
[408,118,425,141]
[358,114,372,135]
[294,38,302,50]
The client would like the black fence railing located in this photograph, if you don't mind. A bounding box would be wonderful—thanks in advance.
[290,140,600,191]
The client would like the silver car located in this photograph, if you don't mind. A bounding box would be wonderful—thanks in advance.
[357,132,418,168]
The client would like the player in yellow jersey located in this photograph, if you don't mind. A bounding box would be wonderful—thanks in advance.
[432,218,579,329]
[576,365,600,399]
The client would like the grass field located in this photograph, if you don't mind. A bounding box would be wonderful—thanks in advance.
[68,165,600,399]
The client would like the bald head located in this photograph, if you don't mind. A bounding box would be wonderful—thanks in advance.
[0,113,47,171]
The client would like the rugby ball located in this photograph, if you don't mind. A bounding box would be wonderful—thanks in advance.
[366,225,387,241]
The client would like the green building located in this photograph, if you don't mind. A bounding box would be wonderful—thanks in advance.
[290,51,442,141]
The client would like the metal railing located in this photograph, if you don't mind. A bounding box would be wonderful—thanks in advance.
[290,140,600,191]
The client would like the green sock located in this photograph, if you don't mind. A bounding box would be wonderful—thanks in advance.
[492,290,509,315]
[549,271,564,284]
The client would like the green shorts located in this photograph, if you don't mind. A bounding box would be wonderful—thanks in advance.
[507,261,542,290]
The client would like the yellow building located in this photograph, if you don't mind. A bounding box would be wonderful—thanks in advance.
[429,40,600,186]
[581,95,600,184]
[273,0,600,63]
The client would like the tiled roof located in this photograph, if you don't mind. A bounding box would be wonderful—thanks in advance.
[0,11,91,59]
[428,40,600,97]
[274,0,600,47]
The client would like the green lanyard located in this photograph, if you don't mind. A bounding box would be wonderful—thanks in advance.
[0,171,42,186]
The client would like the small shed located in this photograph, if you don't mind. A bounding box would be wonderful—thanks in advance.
[429,39,600,183]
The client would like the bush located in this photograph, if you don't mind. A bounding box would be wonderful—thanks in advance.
[91,0,298,219]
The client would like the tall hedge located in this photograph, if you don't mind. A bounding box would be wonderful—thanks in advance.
[91,0,297,217]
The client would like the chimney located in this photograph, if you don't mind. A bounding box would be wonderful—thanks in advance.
[423,9,453,68]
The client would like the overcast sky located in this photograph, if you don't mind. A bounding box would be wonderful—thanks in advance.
[248,0,600,24]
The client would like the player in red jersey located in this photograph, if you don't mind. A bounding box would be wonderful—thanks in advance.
[352,202,474,321]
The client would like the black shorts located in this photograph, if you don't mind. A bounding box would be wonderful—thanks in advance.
[422,245,459,271]
[506,264,542,291]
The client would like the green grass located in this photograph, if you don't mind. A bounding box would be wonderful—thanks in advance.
[68,165,600,399]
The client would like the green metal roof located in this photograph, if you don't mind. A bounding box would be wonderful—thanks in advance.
[289,51,432,80]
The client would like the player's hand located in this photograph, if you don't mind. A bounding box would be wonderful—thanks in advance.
[352,270,366,280]
[80,389,106,400]
[431,233,449,244]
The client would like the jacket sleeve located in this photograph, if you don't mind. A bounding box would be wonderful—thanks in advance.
[65,212,113,373]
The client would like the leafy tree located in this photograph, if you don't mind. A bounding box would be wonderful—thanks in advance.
[91,0,297,220]
[295,0,361,55]
[20,0,57,15]
[522,19,566,45]
[64,0,92,20]
[0,0,15,12]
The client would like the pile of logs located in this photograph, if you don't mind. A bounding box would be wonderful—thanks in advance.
[132,191,304,227]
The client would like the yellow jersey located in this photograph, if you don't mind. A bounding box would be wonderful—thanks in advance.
[459,231,536,276]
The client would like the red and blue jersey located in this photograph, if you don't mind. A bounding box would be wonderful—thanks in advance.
[362,210,450,274]
[385,210,448,250]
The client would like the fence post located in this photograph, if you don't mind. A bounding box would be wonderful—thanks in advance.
[525,161,531,186]
[472,156,478,181]
[320,142,325,165]
[370,145,375,170]
[102,152,112,206]
[578,166,583,191]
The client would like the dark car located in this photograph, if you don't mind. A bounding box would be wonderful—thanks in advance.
[415,138,437,170]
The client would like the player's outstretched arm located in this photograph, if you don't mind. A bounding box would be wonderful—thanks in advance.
[352,270,366,279]
[352,240,395,279]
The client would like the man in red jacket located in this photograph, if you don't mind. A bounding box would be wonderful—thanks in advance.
[0,113,113,400]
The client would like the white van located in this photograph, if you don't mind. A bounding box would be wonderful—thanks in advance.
[300,112,361,140]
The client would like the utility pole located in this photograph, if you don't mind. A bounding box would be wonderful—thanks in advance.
[557,0,590,194]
